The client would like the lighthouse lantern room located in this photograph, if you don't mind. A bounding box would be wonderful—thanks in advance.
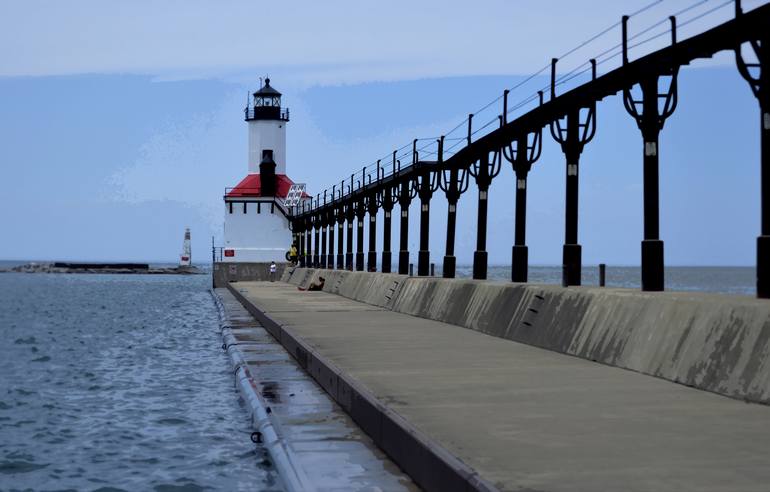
[222,78,306,263]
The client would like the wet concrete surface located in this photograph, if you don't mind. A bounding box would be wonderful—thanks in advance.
[233,280,770,492]
[215,288,417,491]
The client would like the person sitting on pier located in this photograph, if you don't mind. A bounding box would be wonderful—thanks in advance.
[298,276,325,291]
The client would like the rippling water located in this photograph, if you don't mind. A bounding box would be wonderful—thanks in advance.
[0,272,280,491]
[453,265,756,296]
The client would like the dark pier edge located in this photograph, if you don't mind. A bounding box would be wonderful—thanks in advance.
[226,283,498,492]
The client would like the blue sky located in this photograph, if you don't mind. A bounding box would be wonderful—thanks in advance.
[0,0,765,264]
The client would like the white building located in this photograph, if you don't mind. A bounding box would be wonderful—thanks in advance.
[222,78,306,263]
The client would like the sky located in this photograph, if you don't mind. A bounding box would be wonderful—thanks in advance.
[0,0,766,265]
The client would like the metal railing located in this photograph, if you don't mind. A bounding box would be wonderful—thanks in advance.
[244,107,290,121]
[212,245,224,262]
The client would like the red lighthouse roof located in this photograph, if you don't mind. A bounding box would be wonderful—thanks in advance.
[226,174,307,198]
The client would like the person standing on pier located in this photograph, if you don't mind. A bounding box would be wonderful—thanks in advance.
[269,261,277,282]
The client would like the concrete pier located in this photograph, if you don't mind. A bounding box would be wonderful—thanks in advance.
[227,268,770,492]
[212,287,416,491]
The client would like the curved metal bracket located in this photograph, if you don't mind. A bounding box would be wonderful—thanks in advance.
[735,23,764,101]
[623,16,679,132]
[550,60,597,149]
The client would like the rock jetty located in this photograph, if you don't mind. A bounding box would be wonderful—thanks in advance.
[1,262,203,275]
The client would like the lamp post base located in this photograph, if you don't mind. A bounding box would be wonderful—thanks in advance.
[443,255,456,278]
[398,251,409,275]
[758,235,770,298]
[641,239,664,291]
[473,250,488,280]
[418,250,430,276]
[381,252,392,273]
[562,243,582,286]
[512,245,528,283]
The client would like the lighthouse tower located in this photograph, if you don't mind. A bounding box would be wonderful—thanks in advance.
[179,227,191,266]
[222,78,305,263]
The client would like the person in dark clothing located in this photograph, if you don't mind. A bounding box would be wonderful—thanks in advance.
[298,276,325,291]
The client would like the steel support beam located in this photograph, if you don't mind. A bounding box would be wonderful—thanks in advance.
[312,218,319,268]
[440,137,469,279]
[550,72,595,287]
[562,112,582,287]
[346,206,354,270]
[470,147,500,280]
[305,224,313,268]
[367,202,378,272]
[473,186,489,280]
[762,46,770,298]
[382,194,394,273]
[512,172,529,283]
[444,199,457,278]
[327,215,335,269]
[398,181,413,275]
[624,83,672,291]
[320,221,327,269]
[623,16,678,292]
[356,203,366,271]
[417,189,432,276]
[417,201,430,275]
[641,77,664,292]
[336,215,344,269]
[736,26,769,297]
[504,95,542,283]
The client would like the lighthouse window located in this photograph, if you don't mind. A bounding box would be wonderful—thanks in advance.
[243,203,247,214]
[271,203,275,214]
[257,202,261,214]
[228,202,233,214]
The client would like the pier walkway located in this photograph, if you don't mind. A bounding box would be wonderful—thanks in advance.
[213,288,417,491]
[228,278,770,492]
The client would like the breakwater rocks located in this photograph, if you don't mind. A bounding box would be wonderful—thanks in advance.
[2,262,203,275]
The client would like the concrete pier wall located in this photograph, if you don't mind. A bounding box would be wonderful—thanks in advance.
[281,267,770,404]
[213,261,287,287]
[285,268,407,308]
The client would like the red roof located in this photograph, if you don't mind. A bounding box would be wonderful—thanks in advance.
[226,174,307,198]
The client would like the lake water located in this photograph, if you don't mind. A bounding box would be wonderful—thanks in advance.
[454,265,756,296]
[0,271,280,492]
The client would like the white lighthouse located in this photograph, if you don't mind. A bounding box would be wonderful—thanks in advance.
[179,227,191,266]
[222,78,305,263]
